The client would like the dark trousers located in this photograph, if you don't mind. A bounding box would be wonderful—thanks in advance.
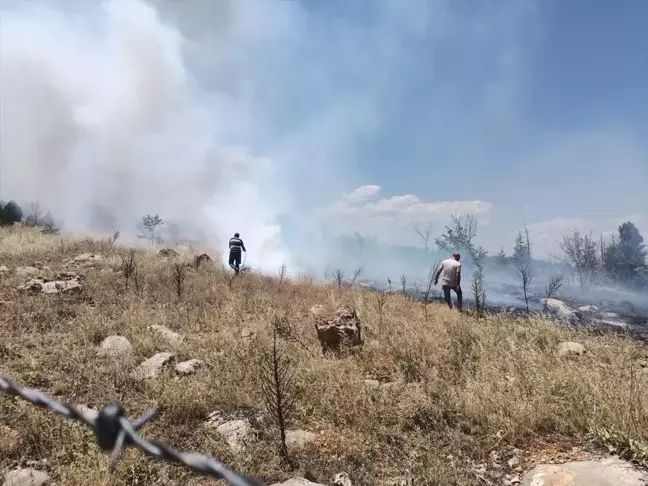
[442,285,462,310]
[229,250,241,272]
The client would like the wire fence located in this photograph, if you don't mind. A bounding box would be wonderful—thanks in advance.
[0,376,266,486]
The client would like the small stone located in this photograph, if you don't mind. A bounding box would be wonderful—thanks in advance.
[15,266,40,278]
[286,429,317,449]
[216,419,252,453]
[0,265,9,273]
[98,336,133,358]
[270,480,326,486]
[175,359,204,375]
[508,456,520,468]
[3,468,50,486]
[363,379,381,389]
[132,352,175,379]
[333,472,352,486]
[148,325,184,345]
[557,341,586,357]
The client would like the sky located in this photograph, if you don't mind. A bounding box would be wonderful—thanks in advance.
[0,0,646,271]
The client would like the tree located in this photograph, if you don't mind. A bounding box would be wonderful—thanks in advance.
[0,200,23,226]
[602,222,647,288]
[513,226,532,313]
[496,247,508,266]
[414,222,434,258]
[559,230,599,288]
[137,214,164,245]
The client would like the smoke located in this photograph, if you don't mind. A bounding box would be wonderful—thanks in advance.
[2,0,321,272]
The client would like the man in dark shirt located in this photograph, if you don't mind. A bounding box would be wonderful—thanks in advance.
[228,232,246,274]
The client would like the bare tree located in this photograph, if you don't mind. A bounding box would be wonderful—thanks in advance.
[513,226,533,313]
[108,228,121,247]
[259,330,297,471]
[387,277,393,293]
[558,230,599,288]
[414,221,434,258]
[333,268,345,290]
[119,249,137,291]
[375,290,387,332]
[278,262,288,293]
[349,265,364,286]
[171,262,187,298]
[421,266,437,322]
[471,270,487,316]
[545,273,565,301]
[400,273,408,295]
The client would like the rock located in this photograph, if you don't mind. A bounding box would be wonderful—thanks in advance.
[148,325,184,345]
[18,271,82,295]
[508,456,521,468]
[240,328,255,340]
[215,419,252,453]
[41,279,82,294]
[98,336,133,358]
[363,379,381,389]
[158,248,179,257]
[578,305,598,313]
[132,352,175,379]
[0,265,9,273]
[194,253,212,267]
[3,468,50,486]
[175,359,204,375]
[521,458,647,485]
[333,472,352,486]
[71,253,102,268]
[557,341,586,357]
[311,306,362,353]
[15,266,40,278]
[285,429,317,449]
[542,299,579,323]
[270,480,325,486]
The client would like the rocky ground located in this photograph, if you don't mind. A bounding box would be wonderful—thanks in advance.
[1,226,648,486]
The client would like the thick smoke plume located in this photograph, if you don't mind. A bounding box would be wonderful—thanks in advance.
[0,0,292,269]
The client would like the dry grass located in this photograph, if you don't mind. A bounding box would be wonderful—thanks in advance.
[1,225,647,485]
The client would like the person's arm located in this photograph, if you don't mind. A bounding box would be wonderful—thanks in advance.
[455,265,461,289]
[242,241,246,252]
[434,262,444,285]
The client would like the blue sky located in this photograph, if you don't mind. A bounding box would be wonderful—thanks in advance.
[1,0,646,267]
[282,0,648,259]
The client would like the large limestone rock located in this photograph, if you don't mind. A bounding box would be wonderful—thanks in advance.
[99,335,133,358]
[311,305,362,353]
[521,458,647,485]
[3,468,50,486]
[18,272,82,295]
[542,299,579,323]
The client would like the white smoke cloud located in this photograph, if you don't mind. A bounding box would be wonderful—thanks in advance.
[0,0,292,270]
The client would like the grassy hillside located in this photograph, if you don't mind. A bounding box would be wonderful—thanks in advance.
[1,226,647,486]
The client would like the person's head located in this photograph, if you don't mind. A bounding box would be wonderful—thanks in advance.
[452,252,460,261]
[234,232,240,238]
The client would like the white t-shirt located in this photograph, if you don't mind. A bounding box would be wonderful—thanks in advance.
[438,258,461,287]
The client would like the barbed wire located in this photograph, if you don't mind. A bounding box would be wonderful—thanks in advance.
[0,376,266,486]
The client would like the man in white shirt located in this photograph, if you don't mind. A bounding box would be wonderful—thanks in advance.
[434,252,462,310]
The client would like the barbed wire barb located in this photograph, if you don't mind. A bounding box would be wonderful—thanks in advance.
[0,376,265,486]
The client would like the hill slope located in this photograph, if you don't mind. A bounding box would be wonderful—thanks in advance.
[1,226,647,485]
